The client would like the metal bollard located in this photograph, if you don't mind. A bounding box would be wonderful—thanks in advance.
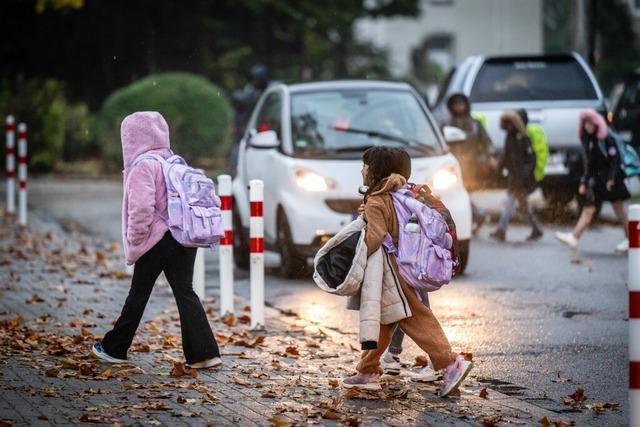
[5,116,15,214]
[630,204,640,427]
[193,248,205,301]
[17,123,27,226]
[249,180,265,329]
[217,174,234,316]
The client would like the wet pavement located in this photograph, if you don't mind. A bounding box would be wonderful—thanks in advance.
[6,176,634,425]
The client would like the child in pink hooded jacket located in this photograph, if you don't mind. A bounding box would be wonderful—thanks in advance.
[93,111,221,369]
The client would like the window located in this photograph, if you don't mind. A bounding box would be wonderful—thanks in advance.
[470,57,598,102]
[290,89,442,159]
[254,92,282,141]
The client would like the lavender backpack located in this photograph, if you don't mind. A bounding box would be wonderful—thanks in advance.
[383,187,454,291]
[132,153,224,249]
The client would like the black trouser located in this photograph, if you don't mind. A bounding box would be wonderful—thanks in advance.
[102,232,220,364]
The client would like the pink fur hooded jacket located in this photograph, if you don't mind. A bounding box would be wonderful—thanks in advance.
[120,111,172,265]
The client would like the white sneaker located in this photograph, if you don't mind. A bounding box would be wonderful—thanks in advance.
[440,355,474,397]
[380,352,402,375]
[555,232,578,249]
[189,357,222,369]
[616,239,629,252]
[411,365,440,382]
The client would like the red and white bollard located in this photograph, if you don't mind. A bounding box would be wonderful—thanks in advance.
[217,174,234,316]
[249,179,265,329]
[17,123,27,226]
[5,116,15,214]
[630,204,640,427]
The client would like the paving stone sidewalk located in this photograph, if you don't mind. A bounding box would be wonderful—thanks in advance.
[0,211,598,426]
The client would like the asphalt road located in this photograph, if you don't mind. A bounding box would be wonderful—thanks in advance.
[14,177,634,423]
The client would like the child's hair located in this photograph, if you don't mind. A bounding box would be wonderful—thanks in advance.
[362,147,411,194]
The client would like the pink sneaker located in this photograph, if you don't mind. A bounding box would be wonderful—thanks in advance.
[342,372,382,390]
[440,355,473,397]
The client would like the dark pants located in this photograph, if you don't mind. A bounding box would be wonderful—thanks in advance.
[496,191,542,234]
[388,291,430,355]
[102,232,220,364]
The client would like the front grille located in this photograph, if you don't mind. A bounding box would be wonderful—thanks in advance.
[325,198,361,215]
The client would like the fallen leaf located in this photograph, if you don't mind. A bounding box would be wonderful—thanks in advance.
[170,363,197,378]
[115,366,145,377]
[44,368,60,378]
[482,414,502,427]
[285,346,300,357]
[479,387,488,399]
[414,355,429,367]
[562,387,586,406]
[222,314,236,327]
[460,352,473,361]
[78,363,96,376]
[570,258,583,265]
[97,368,112,379]
[237,314,251,324]
[322,410,341,420]
[176,396,187,404]
[42,387,57,397]
[79,414,106,423]
[269,415,294,427]
[328,379,340,389]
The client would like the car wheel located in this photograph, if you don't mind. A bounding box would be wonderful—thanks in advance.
[457,239,470,276]
[232,208,249,270]
[277,210,308,279]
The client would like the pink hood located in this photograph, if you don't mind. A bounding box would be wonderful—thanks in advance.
[121,111,171,169]
[579,109,608,140]
[120,111,172,264]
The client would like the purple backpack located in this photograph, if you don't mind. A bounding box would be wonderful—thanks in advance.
[383,186,453,291]
[132,153,224,249]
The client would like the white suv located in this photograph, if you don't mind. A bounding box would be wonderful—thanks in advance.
[232,80,472,277]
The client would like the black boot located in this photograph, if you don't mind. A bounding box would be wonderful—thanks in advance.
[489,229,506,242]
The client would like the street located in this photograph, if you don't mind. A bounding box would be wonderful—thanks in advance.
[20,177,631,424]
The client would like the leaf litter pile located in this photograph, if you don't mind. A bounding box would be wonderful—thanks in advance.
[0,211,621,426]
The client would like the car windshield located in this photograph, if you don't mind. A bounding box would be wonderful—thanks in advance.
[290,89,443,158]
[470,57,598,102]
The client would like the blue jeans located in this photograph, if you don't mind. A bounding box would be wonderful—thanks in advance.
[388,290,430,355]
[497,191,542,234]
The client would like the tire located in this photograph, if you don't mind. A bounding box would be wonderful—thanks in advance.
[457,239,470,276]
[232,208,249,270]
[277,210,308,279]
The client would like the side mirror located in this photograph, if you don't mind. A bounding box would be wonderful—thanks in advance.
[250,130,279,149]
[442,126,467,144]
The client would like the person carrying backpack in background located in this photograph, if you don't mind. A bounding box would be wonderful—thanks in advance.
[92,111,222,369]
[517,109,548,185]
[555,109,630,251]
[445,94,495,235]
[490,111,543,242]
[341,147,473,396]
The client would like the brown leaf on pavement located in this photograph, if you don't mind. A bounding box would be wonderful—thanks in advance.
[130,342,151,352]
[561,387,586,406]
[585,401,619,414]
[269,415,294,427]
[460,352,473,361]
[115,366,145,377]
[322,410,341,420]
[414,355,429,367]
[237,314,251,324]
[44,368,60,378]
[170,362,197,378]
[479,387,489,398]
[96,368,112,379]
[79,414,106,423]
[343,388,382,400]
[285,346,300,357]
[222,314,236,327]
[59,358,79,369]
[78,363,96,376]
[132,401,170,411]
[328,379,340,388]
[482,414,502,427]
[42,387,57,397]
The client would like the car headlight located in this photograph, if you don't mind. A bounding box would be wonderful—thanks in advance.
[431,167,458,190]
[295,170,331,192]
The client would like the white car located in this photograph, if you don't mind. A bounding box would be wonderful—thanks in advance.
[232,80,472,277]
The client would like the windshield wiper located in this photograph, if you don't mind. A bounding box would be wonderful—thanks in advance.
[332,126,415,146]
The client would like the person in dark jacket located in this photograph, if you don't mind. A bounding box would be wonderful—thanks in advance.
[445,94,495,234]
[490,110,543,242]
[555,109,630,251]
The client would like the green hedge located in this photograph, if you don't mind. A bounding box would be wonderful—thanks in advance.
[99,73,232,168]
